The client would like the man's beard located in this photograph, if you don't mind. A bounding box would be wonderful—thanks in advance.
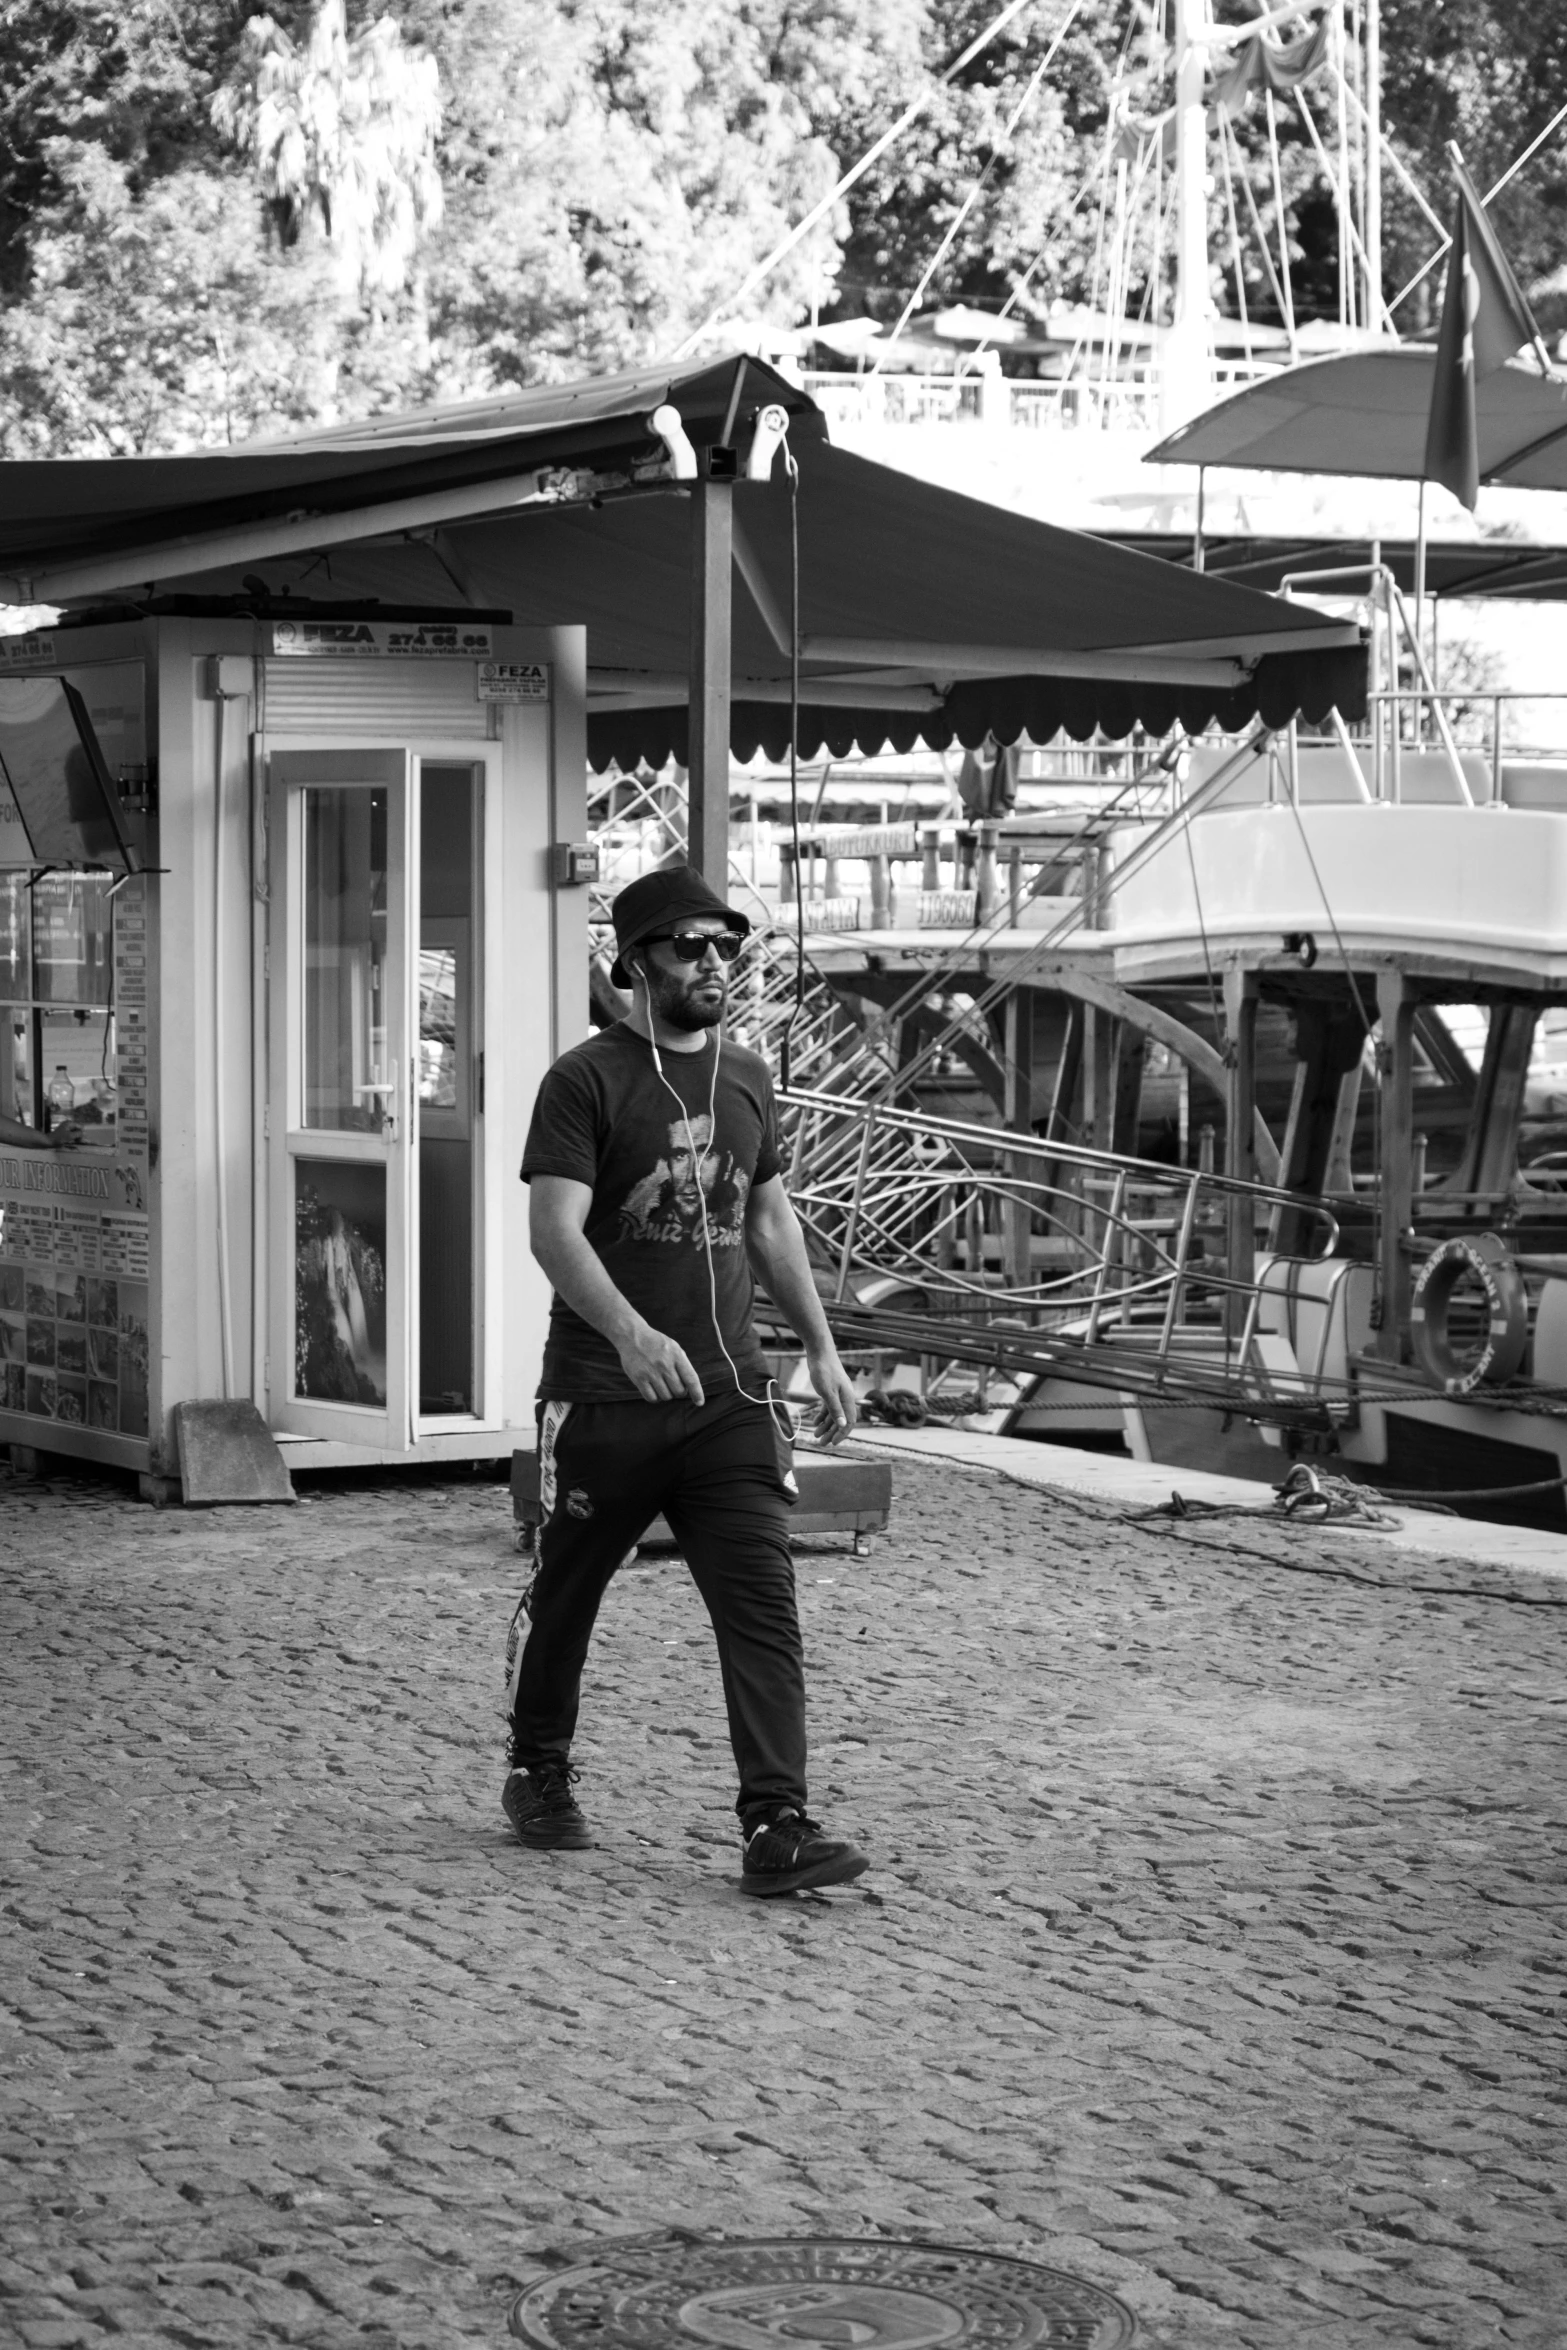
[648,962,726,1031]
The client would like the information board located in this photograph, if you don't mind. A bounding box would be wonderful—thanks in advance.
[0,871,151,1440]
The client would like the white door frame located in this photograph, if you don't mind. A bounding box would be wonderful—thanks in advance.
[267,746,412,1448]
[260,737,504,1452]
[412,749,497,1436]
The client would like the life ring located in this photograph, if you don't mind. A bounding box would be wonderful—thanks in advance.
[1409,1233,1528,1395]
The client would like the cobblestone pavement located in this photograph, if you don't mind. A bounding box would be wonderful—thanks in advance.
[2,1446,1565,2350]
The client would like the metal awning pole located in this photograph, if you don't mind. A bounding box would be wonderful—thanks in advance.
[1414,474,1427,743]
[688,478,732,879]
[1193,465,1206,572]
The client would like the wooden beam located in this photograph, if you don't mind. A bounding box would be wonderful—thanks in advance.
[1466,1001,1538,1197]
[1084,1007,1118,1153]
[1112,1027,1147,1156]
[1041,1001,1080,1137]
[1273,1003,1369,1251]
[1376,968,1416,1362]
[1413,1006,1478,1101]
[1323,1057,1363,1197]
[1224,967,1260,1344]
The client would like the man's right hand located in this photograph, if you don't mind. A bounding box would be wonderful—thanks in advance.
[616,1322,705,1406]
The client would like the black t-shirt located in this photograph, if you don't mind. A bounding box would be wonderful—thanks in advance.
[520,1021,782,1401]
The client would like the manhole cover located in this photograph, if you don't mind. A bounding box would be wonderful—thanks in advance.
[509,2236,1136,2349]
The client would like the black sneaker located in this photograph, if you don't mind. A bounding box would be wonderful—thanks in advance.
[740,1809,868,1898]
[502,1761,592,1851]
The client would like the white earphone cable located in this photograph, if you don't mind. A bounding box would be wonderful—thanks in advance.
[648,1027,779,1415]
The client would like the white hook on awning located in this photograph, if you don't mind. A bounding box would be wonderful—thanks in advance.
[650,403,699,481]
[747,403,791,482]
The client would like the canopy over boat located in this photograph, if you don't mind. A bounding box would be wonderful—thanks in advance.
[1146,346,1567,492]
[1099,530,1567,602]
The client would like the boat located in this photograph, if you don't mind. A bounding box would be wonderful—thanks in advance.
[580,6,1567,1526]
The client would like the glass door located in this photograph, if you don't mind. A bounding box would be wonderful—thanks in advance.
[268,751,412,1447]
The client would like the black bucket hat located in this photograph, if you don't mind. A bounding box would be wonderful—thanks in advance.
[609,866,750,989]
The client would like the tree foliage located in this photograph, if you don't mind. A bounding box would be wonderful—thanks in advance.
[0,145,344,454]
[1377,0,1567,332]
[0,0,1563,456]
[213,0,443,297]
[416,0,928,385]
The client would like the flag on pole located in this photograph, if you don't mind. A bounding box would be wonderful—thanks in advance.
[1424,158,1541,510]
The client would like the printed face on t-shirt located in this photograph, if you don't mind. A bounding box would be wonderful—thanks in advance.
[616,1113,751,1248]
[666,1115,715,1215]
[521,1021,781,1400]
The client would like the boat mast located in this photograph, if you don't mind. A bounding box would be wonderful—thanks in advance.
[1364,0,1382,328]
[1161,0,1213,431]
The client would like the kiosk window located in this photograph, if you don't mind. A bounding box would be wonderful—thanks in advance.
[303,787,389,1133]
[0,883,30,1001]
[0,875,117,1141]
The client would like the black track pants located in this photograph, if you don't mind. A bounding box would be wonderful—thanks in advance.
[509,1389,807,1821]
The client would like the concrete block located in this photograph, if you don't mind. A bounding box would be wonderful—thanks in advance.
[174,1401,295,1506]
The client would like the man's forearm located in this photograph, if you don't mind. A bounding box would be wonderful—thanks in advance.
[748,1218,836,1357]
[532,1223,648,1351]
[530,1201,706,1404]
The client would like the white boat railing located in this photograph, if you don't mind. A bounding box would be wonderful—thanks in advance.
[797,364,1280,436]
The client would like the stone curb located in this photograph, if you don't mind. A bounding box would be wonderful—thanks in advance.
[837,1423,1567,1581]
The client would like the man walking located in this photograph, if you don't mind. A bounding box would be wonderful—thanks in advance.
[506,867,868,1898]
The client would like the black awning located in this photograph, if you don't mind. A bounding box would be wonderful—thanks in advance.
[0,357,824,588]
[586,643,1367,771]
[0,354,1365,764]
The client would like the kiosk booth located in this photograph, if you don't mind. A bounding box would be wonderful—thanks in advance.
[0,612,584,1487]
[0,357,1363,1494]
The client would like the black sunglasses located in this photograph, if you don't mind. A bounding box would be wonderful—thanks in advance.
[645,930,744,964]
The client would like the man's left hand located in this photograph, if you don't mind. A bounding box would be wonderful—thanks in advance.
[805,1348,858,1446]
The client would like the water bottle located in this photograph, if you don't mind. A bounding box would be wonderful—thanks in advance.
[47,1067,74,1129]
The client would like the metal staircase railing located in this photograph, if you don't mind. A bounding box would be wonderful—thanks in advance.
[773,1087,1349,1425]
[584,740,1267,1349]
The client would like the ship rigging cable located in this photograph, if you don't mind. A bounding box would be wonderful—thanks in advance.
[873,0,1090,371]
[671,0,1042,355]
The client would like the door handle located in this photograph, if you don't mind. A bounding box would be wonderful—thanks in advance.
[353,1079,396,1139]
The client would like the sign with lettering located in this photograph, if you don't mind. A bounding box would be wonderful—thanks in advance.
[0,873,151,1441]
[477,662,550,703]
[798,825,920,860]
[0,1186,151,1436]
[270,620,496,659]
